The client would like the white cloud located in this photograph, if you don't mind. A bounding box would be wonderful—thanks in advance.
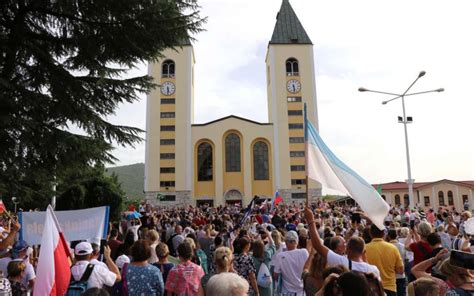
[110,0,474,183]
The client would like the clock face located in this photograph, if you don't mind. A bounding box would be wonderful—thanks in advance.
[161,81,175,96]
[287,79,301,93]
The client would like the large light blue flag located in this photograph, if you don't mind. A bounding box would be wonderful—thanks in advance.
[305,119,389,229]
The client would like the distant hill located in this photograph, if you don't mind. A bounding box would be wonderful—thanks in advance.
[106,163,145,200]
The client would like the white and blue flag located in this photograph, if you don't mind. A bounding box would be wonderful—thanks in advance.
[305,118,389,230]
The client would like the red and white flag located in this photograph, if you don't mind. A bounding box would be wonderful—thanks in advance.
[34,205,71,296]
[0,199,7,214]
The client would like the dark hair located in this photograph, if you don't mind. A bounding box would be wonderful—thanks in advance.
[177,242,193,260]
[235,237,250,255]
[426,232,441,247]
[370,224,385,238]
[362,228,372,244]
[323,237,332,249]
[329,237,342,252]
[124,231,135,246]
[214,236,223,247]
[387,229,397,241]
[130,240,151,262]
[82,287,110,296]
[91,243,100,255]
[298,235,307,249]
[75,254,91,261]
[7,261,25,277]
[346,237,364,255]
[338,271,371,296]
[110,228,119,238]
[252,240,265,259]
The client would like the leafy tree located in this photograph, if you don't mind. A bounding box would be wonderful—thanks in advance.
[0,0,205,207]
[56,165,125,221]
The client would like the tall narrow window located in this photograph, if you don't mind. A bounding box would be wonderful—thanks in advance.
[225,133,241,172]
[197,142,213,181]
[448,190,454,206]
[438,191,445,206]
[395,194,400,205]
[286,58,299,76]
[162,60,175,77]
[404,194,410,207]
[253,141,269,180]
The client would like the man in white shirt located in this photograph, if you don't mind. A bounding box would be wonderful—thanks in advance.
[305,208,380,278]
[71,242,121,289]
[89,243,108,269]
[273,231,308,296]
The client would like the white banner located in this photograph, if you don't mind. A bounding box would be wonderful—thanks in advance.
[19,206,109,245]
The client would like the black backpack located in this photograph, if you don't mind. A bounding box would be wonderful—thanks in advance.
[66,264,95,296]
[167,233,179,257]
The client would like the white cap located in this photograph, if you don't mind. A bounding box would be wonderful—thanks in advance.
[74,242,93,255]
[116,255,130,269]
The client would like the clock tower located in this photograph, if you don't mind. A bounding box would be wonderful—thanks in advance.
[145,38,195,204]
[265,0,320,201]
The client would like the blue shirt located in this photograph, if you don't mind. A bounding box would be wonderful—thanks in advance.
[126,264,164,296]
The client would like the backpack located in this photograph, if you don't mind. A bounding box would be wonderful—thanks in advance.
[256,261,272,288]
[167,233,179,257]
[66,264,95,296]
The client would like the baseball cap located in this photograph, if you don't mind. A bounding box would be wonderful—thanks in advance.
[296,223,305,231]
[75,242,93,255]
[116,255,130,269]
[285,230,299,242]
[12,240,29,253]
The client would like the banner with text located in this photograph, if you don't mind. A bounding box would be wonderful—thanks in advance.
[19,206,109,245]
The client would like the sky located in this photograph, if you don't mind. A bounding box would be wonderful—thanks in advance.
[109,0,474,184]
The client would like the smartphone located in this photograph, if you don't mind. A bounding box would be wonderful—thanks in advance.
[100,239,107,255]
[450,250,474,270]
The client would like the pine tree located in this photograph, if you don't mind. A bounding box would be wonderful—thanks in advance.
[0,0,205,208]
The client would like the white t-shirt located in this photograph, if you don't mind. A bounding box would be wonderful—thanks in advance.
[71,260,116,289]
[273,248,309,293]
[127,224,141,241]
[326,250,380,278]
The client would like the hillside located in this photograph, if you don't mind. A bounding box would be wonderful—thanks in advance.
[106,163,145,200]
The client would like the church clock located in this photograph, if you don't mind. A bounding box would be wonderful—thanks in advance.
[287,79,301,93]
[161,81,176,96]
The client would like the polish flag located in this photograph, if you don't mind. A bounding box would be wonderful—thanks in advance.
[34,205,71,296]
[0,199,6,214]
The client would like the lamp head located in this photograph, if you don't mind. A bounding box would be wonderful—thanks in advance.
[358,87,368,92]
[436,88,445,92]
[382,101,388,105]
[418,71,426,78]
[12,196,17,203]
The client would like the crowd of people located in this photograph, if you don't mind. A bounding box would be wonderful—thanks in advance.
[0,199,474,296]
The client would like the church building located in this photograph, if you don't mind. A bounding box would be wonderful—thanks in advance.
[145,0,321,206]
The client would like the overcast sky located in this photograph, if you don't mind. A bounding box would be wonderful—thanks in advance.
[109,0,474,184]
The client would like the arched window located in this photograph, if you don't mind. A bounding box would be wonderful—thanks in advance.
[162,59,175,77]
[225,133,241,172]
[197,142,212,181]
[394,194,400,205]
[438,191,445,206]
[286,58,299,76]
[253,141,269,180]
[448,190,454,206]
[404,194,410,206]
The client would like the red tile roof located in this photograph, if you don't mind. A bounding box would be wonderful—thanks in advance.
[372,180,474,191]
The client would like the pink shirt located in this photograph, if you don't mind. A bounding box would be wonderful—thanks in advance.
[165,261,204,296]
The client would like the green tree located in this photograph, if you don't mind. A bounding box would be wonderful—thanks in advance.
[56,165,125,221]
[0,0,205,208]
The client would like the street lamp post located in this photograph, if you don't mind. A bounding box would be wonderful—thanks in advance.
[359,71,444,208]
[11,196,19,213]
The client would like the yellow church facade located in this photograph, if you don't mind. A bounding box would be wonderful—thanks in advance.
[145,0,321,206]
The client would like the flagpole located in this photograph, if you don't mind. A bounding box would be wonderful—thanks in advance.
[304,103,309,205]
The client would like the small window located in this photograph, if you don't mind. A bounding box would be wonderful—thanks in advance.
[160,153,175,159]
[286,58,299,76]
[289,137,304,143]
[287,97,302,102]
[290,151,305,157]
[292,193,306,199]
[160,181,175,187]
[288,123,303,129]
[160,139,175,145]
[160,112,175,118]
[424,196,430,206]
[438,191,445,206]
[394,194,401,205]
[161,99,175,104]
[448,190,454,206]
[160,167,175,173]
[290,165,305,171]
[291,179,306,185]
[162,60,175,78]
[288,110,303,116]
[160,125,175,131]
[463,195,469,204]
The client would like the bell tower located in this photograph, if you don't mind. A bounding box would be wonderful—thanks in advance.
[265,0,320,201]
[145,38,195,204]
